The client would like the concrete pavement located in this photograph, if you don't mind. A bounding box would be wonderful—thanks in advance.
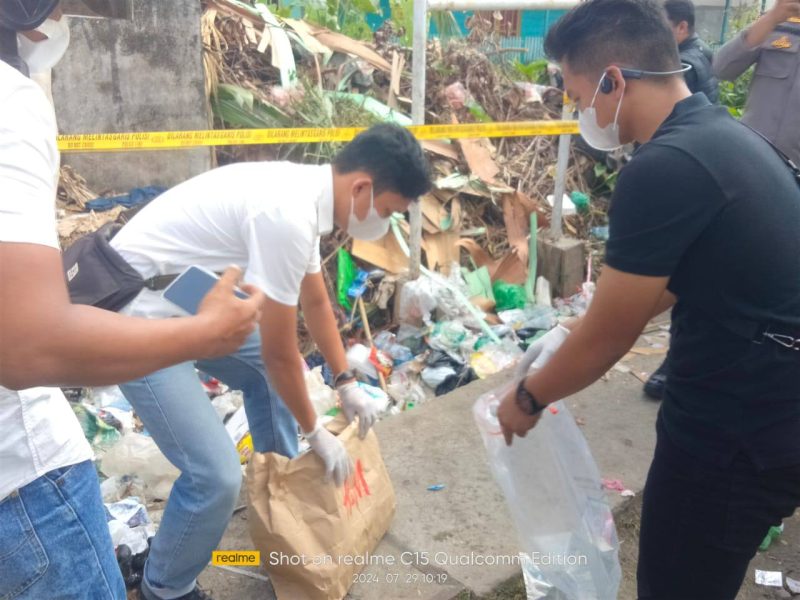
[197,348,666,600]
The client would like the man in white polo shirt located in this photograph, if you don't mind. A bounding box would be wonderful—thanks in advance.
[0,3,264,599]
[108,123,431,600]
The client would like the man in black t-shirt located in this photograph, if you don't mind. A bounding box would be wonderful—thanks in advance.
[497,1,800,598]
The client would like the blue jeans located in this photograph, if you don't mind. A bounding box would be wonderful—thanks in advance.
[0,460,126,600]
[119,331,297,599]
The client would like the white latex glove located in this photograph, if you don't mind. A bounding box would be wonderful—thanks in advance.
[338,381,382,439]
[515,324,570,378]
[304,419,354,486]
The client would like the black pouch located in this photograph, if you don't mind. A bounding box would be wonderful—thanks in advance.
[63,223,145,312]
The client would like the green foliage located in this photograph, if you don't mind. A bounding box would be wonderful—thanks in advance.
[304,0,379,41]
[511,59,549,85]
[718,67,753,118]
[211,84,292,128]
[255,0,293,18]
[389,0,461,46]
[592,162,618,196]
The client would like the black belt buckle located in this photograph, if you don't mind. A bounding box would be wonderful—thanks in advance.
[761,325,800,351]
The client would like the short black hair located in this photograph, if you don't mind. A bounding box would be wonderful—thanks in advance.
[664,0,695,31]
[544,0,681,78]
[333,123,431,200]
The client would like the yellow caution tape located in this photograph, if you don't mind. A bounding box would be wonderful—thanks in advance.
[57,120,580,153]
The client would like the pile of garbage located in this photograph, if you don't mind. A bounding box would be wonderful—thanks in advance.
[194,0,618,354]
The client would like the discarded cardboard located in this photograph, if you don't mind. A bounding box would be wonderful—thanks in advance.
[311,27,392,72]
[352,233,408,274]
[283,18,333,61]
[423,231,460,275]
[458,136,500,185]
[501,192,531,265]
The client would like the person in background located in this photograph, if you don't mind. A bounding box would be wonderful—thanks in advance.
[664,0,720,103]
[0,2,265,599]
[714,0,800,165]
[509,0,800,598]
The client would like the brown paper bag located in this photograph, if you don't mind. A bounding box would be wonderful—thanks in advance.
[247,418,396,600]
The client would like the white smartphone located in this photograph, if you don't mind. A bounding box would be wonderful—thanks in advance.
[162,265,248,315]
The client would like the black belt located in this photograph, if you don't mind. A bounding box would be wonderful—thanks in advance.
[142,274,180,291]
[141,271,224,292]
[725,316,800,352]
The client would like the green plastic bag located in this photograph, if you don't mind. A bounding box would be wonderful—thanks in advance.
[337,248,357,310]
[493,280,527,311]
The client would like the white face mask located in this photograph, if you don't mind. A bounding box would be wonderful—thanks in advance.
[347,186,391,241]
[578,74,625,152]
[18,17,70,74]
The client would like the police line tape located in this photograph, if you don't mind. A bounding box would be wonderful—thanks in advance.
[56,120,580,153]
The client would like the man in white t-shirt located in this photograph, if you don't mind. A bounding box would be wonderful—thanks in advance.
[108,123,431,600]
[0,4,264,599]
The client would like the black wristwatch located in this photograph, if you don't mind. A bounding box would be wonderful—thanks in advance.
[515,380,546,416]
[334,369,356,387]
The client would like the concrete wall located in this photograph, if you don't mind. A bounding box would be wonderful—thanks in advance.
[53,0,211,191]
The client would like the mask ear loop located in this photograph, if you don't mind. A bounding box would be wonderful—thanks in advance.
[589,75,605,108]
[612,79,625,126]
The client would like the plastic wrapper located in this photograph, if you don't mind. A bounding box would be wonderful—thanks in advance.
[211,390,243,422]
[305,366,338,416]
[469,341,522,379]
[397,278,439,326]
[473,386,621,600]
[225,406,253,464]
[555,282,596,318]
[373,331,414,365]
[101,432,180,501]
[100,475,146,504]
[72,402,121,452]
[88,385,130,409]
[428,321,469,354]
[387,367,427,408]
[398,273,485,330]
[396,324,425,355]
[498,306,557,332]
[108,520,150,556]
[354,382,391,414]
[346,343,379,381]
[421,365,456,389]
[105,497,150,528]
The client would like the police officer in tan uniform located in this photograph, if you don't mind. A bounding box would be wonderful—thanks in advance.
[714,0,800,165]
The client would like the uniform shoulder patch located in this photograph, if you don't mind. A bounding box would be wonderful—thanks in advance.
[772,35,793,49]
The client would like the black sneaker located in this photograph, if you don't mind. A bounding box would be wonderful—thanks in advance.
[644,359,668,400]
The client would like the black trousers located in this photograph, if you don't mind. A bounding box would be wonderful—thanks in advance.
[637,416,800,600]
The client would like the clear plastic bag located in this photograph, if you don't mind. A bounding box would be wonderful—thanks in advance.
[473,385,621,600]
[101,432,180,501]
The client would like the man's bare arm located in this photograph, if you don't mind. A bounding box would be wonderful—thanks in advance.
[0,243,265,389]
[299,272,350,376]
[525,267,670,404]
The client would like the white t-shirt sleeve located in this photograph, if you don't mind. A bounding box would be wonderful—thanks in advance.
[0,72,60,249]
[243,211,317,306]
[307,236,322,275]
